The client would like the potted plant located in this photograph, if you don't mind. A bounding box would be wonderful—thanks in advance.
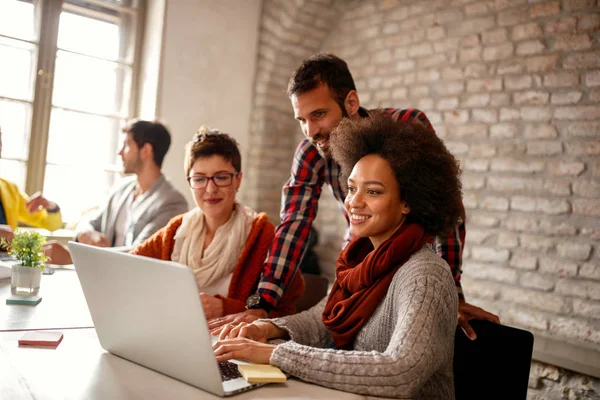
[1,231,47,296]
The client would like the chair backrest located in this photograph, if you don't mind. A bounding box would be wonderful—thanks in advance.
[453,320,534,400]
[295,273,329,312]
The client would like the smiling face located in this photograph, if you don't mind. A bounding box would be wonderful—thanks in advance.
[291,84,348,156]
[344,154,411,249]
[189,155,241,226]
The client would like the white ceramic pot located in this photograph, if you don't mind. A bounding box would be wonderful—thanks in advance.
[11,264,42,296]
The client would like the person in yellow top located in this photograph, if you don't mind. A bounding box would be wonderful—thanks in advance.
[0,126,62,242]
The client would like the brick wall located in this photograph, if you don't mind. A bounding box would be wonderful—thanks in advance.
[248,0,600,398]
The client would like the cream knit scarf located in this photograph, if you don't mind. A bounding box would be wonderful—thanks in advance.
[171,202,256,289]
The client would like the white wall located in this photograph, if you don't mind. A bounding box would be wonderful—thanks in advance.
[155,0,262,206]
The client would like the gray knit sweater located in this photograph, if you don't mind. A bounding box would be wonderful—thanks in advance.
[268,245,458,399]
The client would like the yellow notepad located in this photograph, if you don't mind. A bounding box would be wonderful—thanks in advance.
[237,364,287,383]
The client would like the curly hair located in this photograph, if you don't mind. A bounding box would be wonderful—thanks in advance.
[185,126,241,176]
[329,112,463,237]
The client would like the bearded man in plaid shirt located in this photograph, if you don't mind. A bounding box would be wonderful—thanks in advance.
[210,53,499,340]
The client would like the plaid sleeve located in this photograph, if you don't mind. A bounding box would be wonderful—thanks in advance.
[258,139,326,307]
[384,107,465,300]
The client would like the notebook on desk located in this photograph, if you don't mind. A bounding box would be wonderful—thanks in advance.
[68,242,269,397]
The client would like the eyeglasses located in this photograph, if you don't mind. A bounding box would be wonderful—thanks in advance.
[187,172,238,189]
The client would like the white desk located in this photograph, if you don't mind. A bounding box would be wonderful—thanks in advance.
[0,329,368,400]
[0,269,93,331]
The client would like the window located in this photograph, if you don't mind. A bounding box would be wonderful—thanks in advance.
[0,0,142,224]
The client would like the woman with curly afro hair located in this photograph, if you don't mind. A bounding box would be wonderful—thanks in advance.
[214,113,463,399]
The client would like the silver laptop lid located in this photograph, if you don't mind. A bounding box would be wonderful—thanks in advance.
[68,242,228,397]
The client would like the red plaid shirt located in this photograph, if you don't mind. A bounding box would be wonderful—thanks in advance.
[258,108,466,307]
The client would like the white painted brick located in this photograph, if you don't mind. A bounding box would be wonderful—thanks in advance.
[543,71,579,87]
[557,242,592,261]
[573,199,600,217]
[469,144,496,157]
[524,124,557,139]
[573,181,600,198]
[502,307,548,331]
[504,216,538,233]
[542,180,571,196]
[499,107,520,121]
[510,253,537,270]
[460,278,501,300]
[444,110,469,124]
[488,176,543,193]
[497,60,525,75]
[505,75,532,90]
[436,97,459,111]
[490,123,517,139]
[513,90,549,105]
[526,141,563,155]
[520,234,555,253]
[513,22,542,41]
[525,55,559,72]
[516,39,545,55]
[555,106,600,120]
[563,51,600,69]
[466,77,502,92]
[549,317,597,344]
[464,63,488,78]
[472,108,498,123]
[521,107,552,122]
[497,232,519,248]
[470,213,500,227]
[539,256,579,277]
[463,261,518,283]
[580,263,600,281]
[545,16,577,34]
[452,124,488,138]
[552,34,593,52]
[463,191,478,209]
[536,198,570,215]
[497,141,526,155]
[566,142,600,156]
[511,196,536,212]
[464,158,489,172]
[573,298,600,320]
[550,91,582,105]
[520,271,555,291]
[467,228,494,245]
[462,93,490,108]
[547,161,585,177]
[462,174,486,190]
[556,279,600,300]
[491,158,544,174]
[480,196,509,211]
[566,121,600,138]
[503,286,568,313]
[490,92,510,106]
[482,28,508,45]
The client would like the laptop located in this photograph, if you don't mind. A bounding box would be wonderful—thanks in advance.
[453,320,534,400]
[68,241,266,397]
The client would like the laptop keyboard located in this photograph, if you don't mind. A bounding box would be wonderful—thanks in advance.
[219,361,242,382]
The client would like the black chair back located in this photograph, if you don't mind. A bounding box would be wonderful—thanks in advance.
[454,320,534,400]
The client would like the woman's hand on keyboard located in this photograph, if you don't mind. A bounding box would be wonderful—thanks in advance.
[213,337,276,364]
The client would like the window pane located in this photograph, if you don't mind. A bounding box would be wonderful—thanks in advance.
[46,108,121,166]
[43,164,120,224]
[52,50,131,115]
[0,0,35,42]
[0,37,35,101]
[0,99,31,160]
[0,159,26,191]
[57,11,120,60]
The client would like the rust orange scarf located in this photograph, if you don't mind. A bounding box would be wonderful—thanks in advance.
[322,223,431,349]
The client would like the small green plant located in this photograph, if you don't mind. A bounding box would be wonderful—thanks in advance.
[1,231,47,270]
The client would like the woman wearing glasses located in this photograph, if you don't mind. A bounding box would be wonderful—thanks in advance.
[132,127,304,320]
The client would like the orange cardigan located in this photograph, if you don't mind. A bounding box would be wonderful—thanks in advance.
[131,212,304,318]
